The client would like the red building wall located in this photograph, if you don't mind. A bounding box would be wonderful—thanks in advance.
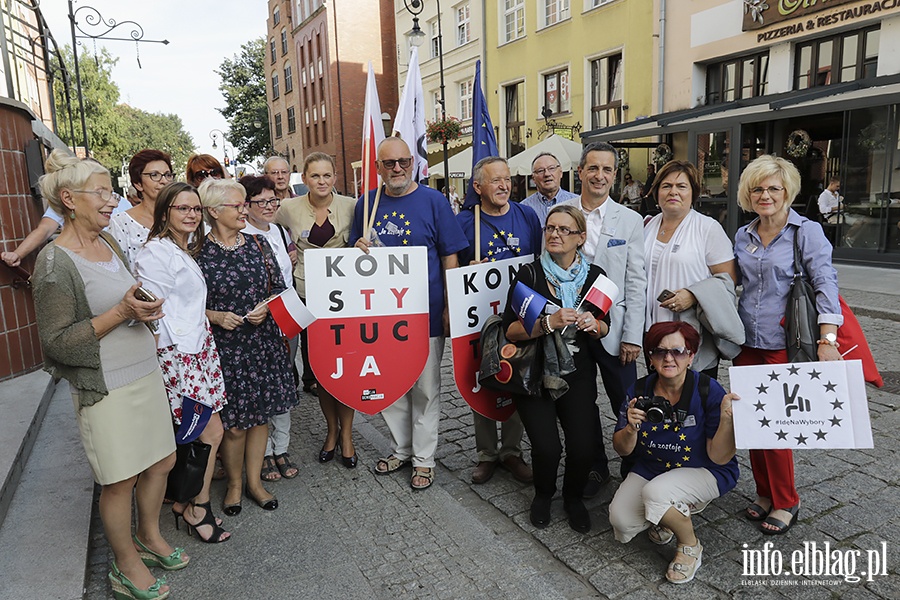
[0,102,44,380]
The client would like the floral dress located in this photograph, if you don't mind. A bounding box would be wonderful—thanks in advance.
[197,234,298,430]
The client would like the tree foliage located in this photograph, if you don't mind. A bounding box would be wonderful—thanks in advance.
[52,44,196,179]
[215,37,271,162]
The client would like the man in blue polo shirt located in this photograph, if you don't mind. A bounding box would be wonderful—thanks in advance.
[352,137,468,491]
[521,152,578,226]
[456,156,540,484]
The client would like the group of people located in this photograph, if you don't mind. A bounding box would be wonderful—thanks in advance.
[28,135,844,595]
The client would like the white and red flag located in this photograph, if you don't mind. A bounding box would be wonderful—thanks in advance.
[579,274,619,317]
[265,289,316,338]
[361,61,385,194]
[392,46,428,183]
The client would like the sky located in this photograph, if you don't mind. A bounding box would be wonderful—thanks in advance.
[41,0,269,166]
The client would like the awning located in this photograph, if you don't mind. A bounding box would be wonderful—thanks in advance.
[428,146,472,178]
[506,134,583,176]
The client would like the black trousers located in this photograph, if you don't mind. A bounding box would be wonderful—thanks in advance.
[299,297,316,387]
[589,340,638,477]
[515,355,600,500]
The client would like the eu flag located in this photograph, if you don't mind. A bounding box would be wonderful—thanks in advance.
[510,281,548,333]
[462,60,499,210]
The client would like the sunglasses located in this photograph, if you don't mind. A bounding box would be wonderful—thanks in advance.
[648,346,691,360]
[380,157,412,169]
[193,169,223,181]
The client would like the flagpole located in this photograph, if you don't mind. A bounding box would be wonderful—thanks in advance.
[363,136,370,241]
[366,184,382,240]
[474,205,481,263]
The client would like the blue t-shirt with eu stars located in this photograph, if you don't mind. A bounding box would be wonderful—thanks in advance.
[616,370,739,496]
[455,201,543,266]
[350,184,468,337]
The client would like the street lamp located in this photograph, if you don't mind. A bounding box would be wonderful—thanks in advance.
[209,129,236,170]
[403,0,449,201]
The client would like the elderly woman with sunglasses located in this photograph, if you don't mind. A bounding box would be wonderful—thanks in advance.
[32,150,181,600]
[503,204,610,534]
[109,149,176,269]
[133,182,230,544]
[196,178,298,515]
[609,321,738,584]
[186,154,226,188]
[239,175,301,481]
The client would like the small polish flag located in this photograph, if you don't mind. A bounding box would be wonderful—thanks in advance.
[581,275,619,317]
[266,290,316,338]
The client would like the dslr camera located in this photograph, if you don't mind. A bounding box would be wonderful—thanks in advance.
[634,396,674,424]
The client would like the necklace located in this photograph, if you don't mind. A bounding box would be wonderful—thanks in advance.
[209,232,244,251]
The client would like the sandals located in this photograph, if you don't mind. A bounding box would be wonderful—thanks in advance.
[666,540,703,584]
[745,501,771,521]
[411,467,434,491]
[374,455,410,475]
[274,453,299,479]
[261,455,281,482]
[133,534,190,570]
[761,504,801,535]
[648,524,674,545]
[182,502,231,544]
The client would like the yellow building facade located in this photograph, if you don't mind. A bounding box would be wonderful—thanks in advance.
[484,0,656,193]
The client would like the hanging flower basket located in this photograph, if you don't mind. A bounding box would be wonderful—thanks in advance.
[652,144,673,168]
[785,129,811,158]
[426,117,462,144]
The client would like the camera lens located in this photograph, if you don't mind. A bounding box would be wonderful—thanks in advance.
[646,406,665,423]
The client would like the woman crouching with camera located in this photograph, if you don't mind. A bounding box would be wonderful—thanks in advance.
[609,321,738,584]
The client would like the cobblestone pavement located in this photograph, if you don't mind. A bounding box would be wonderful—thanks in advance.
[87,313,900,599]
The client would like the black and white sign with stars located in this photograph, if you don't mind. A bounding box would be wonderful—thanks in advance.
[729,360,872,450]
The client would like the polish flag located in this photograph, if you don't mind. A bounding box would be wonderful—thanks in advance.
[581,275,619,317]
[392,46,428,182]
[266,289,316,338]
[361,62,385,194]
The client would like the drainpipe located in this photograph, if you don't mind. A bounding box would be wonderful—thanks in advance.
[657,0,666,114]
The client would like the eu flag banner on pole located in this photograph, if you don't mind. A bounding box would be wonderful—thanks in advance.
[462,60,499,210]
[511,281,548,332]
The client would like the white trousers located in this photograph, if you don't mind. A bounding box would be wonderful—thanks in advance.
[609,468,719,543]
[381,336,444,468]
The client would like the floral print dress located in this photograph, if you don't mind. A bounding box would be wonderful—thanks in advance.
[197,234,298,430]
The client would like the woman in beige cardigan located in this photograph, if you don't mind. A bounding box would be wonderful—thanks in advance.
[32,150,184,600]
[276,152,359,467]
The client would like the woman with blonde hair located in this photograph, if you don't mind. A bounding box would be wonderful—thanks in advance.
[32,150,183,600]
[196,178,298,515]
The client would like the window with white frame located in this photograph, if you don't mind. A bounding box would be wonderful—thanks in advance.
[503,0,525,43]
[543,68,569,114]
[284,64,293,93]
[590,53,622,129]
[504,81,525,157]
[543,0,569,27]
[281,29,288,56]
[275,113,283,138]
[272,73,280,99]
[456,4,470,46]
[430,20,440,59]
[588,0,614,8]
[287,106,296,133]
[270,39,277,64]
[273,6,281,26]
[432,91,442,121]
[459,80,473,121]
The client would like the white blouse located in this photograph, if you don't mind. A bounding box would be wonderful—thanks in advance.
[108,211,149,270]
[133,237,209,354]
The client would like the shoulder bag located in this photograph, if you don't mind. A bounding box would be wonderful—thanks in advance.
[784,230,819,363]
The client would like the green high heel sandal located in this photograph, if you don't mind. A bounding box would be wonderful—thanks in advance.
[133,535,190,571]
[108,562,169,600]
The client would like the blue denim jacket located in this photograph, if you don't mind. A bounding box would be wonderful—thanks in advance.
[735,210,842,351]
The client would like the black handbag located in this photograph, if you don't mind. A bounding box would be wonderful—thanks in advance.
[784,231,819,363]
[478,314,543,397]
[165,440,212,503]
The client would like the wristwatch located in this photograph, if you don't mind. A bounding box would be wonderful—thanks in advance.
[817,332,838,347]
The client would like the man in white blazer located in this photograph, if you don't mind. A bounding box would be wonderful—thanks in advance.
[562,141,647,493]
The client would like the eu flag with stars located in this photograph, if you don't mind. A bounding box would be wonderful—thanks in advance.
[511,281,548,333]
[462,60,499,210]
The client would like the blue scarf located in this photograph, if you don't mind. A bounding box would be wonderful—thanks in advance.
[541,250,589,309]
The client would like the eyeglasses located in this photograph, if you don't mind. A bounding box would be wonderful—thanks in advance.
[193,170,223,181]
[170,205,204,215]
[648,346,692,360]
[72,188,113,201]
[750,185,785,197]
[142,171,176,182]
[248,198,281,208]
[532,165,560,176]
[543,225,581,237]
[267,170,289,176]
[380,157,412,169]
[220,203,248,212]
